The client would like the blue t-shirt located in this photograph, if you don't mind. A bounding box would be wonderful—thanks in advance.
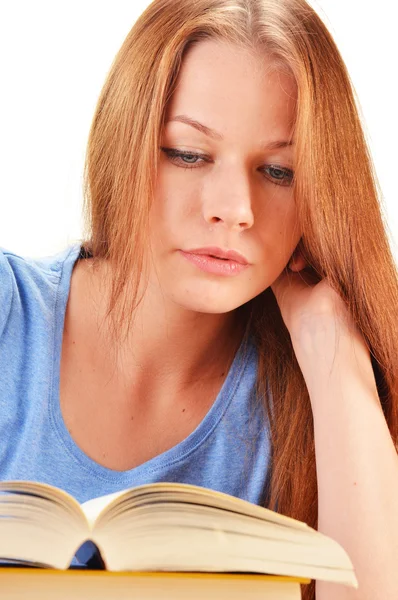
[0,243,271,564]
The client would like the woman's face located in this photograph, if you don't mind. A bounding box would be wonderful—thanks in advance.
[149,39,301,314]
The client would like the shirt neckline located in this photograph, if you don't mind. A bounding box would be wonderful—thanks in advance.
[49,243,256,484]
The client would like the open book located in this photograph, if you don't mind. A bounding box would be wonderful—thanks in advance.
[0,480,358,591]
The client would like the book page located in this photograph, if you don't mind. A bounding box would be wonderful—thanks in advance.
[0,480,87,525]
[137,484,309,528]
[0,480,89,568]
[80,482,357,587]
[82,482,311,530]
[82,490,128,529]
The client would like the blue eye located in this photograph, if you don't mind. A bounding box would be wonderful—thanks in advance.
[160,147,294,187]
[263,165,294,187]
[160,147,207,167]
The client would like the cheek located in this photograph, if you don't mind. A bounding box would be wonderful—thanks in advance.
[257,202,300,258]
[151,184,198,236]
[148,195,187,256]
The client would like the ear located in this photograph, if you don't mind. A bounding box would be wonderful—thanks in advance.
[288,246,307,272]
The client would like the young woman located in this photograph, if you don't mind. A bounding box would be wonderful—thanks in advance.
[0,0,397,598]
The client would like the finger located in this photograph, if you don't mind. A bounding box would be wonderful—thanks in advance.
[271,268,317,309]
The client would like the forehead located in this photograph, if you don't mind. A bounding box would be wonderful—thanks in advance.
[165,40,297,140]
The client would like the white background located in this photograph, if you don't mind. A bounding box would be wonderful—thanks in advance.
[0,1,396,262]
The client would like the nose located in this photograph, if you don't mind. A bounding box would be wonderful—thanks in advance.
[202,167,254,232]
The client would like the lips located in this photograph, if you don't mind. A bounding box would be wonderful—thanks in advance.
[183,247,249,265]
[179,249,249,276]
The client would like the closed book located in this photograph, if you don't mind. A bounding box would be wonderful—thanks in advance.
[0,569,310,600]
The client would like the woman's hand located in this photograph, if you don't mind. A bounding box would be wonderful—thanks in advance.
[270,246,372,393]
[271,246,351,337]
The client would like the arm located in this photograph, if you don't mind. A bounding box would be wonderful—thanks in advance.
[296,318,398,600]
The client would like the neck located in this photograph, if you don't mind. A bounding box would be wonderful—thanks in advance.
[79,258,250,396]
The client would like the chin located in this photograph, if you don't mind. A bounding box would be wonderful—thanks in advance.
[171,283,251,314]
[179,300,241,314]
[188,301,240,314]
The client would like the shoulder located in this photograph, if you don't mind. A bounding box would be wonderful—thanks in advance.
[0,243,82,338]
[0,243,82,275]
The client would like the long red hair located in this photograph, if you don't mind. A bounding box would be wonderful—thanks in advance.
[80,2,398,598]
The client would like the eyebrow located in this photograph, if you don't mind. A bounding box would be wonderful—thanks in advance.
[166,114,294,150]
